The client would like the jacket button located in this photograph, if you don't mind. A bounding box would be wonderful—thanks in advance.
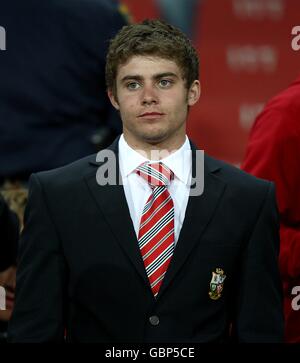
[149,315,160,326]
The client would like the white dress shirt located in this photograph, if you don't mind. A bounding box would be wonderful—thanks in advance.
[118,134,192,244]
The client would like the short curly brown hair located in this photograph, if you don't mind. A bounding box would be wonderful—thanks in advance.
[105,19,199,97]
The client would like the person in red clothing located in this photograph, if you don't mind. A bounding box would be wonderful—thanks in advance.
[242,75,300,343]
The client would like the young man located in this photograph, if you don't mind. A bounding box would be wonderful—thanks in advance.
[8,20,283,343]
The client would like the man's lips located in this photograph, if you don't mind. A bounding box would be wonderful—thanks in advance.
[138,112,165,118]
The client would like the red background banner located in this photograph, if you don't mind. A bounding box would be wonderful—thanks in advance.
[121,0,300,165]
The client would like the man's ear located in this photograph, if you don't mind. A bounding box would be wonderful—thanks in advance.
[107,89,120,110]
[187,80,201,106]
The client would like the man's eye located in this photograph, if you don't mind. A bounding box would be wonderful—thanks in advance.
[158,79,172,88]
[127,82,140,90]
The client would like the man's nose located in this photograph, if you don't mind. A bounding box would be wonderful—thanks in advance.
[141,85,158,105]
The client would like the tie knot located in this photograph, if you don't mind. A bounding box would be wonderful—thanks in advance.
[136,162,174,187]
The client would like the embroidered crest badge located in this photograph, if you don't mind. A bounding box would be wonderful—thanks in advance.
[209,268,226,300]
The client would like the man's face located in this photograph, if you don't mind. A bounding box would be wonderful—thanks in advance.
[0,265,16,322]
[108,55,200,149]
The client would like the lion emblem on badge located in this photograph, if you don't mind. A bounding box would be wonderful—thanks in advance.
[209,268,226,300]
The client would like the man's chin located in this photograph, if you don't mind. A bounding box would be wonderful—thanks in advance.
[140,131,169,145]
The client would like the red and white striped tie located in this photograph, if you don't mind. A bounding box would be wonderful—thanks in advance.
[136,162,175,298]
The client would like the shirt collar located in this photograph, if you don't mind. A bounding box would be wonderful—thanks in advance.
[118,134,191,185]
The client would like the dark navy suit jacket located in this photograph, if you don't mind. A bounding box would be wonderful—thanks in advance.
[8,138,284,342]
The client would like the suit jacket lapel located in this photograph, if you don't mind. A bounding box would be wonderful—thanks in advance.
[84,140,151,289]
[157,147,227,300]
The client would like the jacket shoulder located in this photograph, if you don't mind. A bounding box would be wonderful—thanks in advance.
[205,154,273,196]
[32,153,100,189]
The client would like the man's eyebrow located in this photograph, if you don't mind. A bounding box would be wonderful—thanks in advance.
[120,72,179,83]
[120,75,143,83]
[153,72,179,80]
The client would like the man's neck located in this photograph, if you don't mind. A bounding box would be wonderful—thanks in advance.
[123,135,186,160]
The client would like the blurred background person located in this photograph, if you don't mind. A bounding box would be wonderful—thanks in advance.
[0,194,19,343]
[0,0,128,188]
[0,0,128,230]
[242,74,300,343]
